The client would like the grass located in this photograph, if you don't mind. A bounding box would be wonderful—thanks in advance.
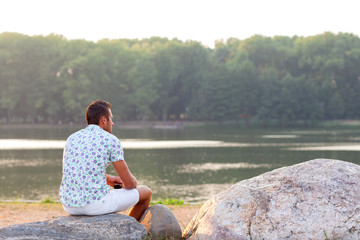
[151,198,184,205]
[324,230,329,240]
[39,197,185,205]
[41,197,56,203]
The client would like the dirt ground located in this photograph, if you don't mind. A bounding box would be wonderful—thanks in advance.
[0,203,201,231]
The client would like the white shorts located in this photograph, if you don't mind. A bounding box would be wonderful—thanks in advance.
[63,189,139,216]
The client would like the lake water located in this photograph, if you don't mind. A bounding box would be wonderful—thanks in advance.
[1,124,360,203]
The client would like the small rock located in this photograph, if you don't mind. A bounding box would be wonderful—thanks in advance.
[140,204,182,239]
[183,159,360,240]
[0,213,146,240]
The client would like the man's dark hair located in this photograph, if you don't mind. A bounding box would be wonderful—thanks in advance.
[86,100,112,125]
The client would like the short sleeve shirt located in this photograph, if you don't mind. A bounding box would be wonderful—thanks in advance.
[59,124,124,207]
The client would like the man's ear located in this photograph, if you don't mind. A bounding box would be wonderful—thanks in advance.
[99,115,107,126]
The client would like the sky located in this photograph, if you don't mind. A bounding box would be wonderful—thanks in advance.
[0,0,359,48]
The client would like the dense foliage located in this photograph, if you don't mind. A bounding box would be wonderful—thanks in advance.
[1,32,360,125]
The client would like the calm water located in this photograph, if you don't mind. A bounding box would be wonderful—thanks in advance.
[1,125,360,203]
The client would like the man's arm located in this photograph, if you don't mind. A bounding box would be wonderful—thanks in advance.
[112,160,137,189]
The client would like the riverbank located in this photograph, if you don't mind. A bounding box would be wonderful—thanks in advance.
[0,121,204,129]
[1,119,360,129]
[0,202,201,231]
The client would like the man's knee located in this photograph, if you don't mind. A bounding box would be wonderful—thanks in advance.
[137,185,152,201]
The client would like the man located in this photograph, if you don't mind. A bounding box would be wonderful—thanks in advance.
[59,100,151,221]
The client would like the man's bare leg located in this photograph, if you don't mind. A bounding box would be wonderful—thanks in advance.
[128,185,152,221]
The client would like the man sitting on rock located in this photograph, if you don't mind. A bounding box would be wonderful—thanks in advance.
[59,99,152,221]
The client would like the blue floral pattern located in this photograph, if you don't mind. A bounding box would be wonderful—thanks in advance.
[59,124,124,207]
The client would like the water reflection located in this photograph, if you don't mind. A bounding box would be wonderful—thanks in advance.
[0,139,65,150]
[0,159,52,167]
[178,162,274,173]
[156,183,234,203]
[122,140,248,149]
[1,139,357,150]
[1,126,360,203]
[0,139,252,150]
[288,145,360,151]
[261,135,298,139]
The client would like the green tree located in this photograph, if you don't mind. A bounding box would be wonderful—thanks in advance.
[228,58,258,125]
[127,50,159,121]
[198,65,233,121]
[152,40,185,121]
[327,92,344,119]
[257,67,282,126]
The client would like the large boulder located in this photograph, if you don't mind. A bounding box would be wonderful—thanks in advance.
[183,159,360,240]
[0,213,147,240]
[140,204,182,239]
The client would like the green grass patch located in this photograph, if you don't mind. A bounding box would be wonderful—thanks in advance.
[41,197,56,203]
[151,198,184,205]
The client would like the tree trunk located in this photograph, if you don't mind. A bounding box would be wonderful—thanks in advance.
[162,109,167,121]
[31,115,39,124]
[142,112,147,125]
[6,109,11,125]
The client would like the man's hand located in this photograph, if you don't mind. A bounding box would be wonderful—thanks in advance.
[106,174,122,188]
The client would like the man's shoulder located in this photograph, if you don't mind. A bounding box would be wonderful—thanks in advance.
[65,128,85,142]
[101,130,120,143]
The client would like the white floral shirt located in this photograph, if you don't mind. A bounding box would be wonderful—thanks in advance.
[59,124,124,207]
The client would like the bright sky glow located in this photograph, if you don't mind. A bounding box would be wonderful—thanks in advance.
[0,0,359,48]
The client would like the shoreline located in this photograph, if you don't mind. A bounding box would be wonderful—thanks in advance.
[0,202,201,231]
[0,120,204,129]
[1,119,360,129]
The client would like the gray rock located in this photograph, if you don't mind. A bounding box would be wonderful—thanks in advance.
[0,213,147,240]
[183,159,360,240]
[140,204,182,239]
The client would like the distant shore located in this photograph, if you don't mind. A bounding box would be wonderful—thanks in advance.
[1,119,360,129]
[0,120,204,129]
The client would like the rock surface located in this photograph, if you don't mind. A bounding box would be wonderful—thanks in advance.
[183,159,360,240]
[140,204,182,239]
[0,213,146,240]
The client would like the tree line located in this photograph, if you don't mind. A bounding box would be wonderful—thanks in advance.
[1,32,360,126]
